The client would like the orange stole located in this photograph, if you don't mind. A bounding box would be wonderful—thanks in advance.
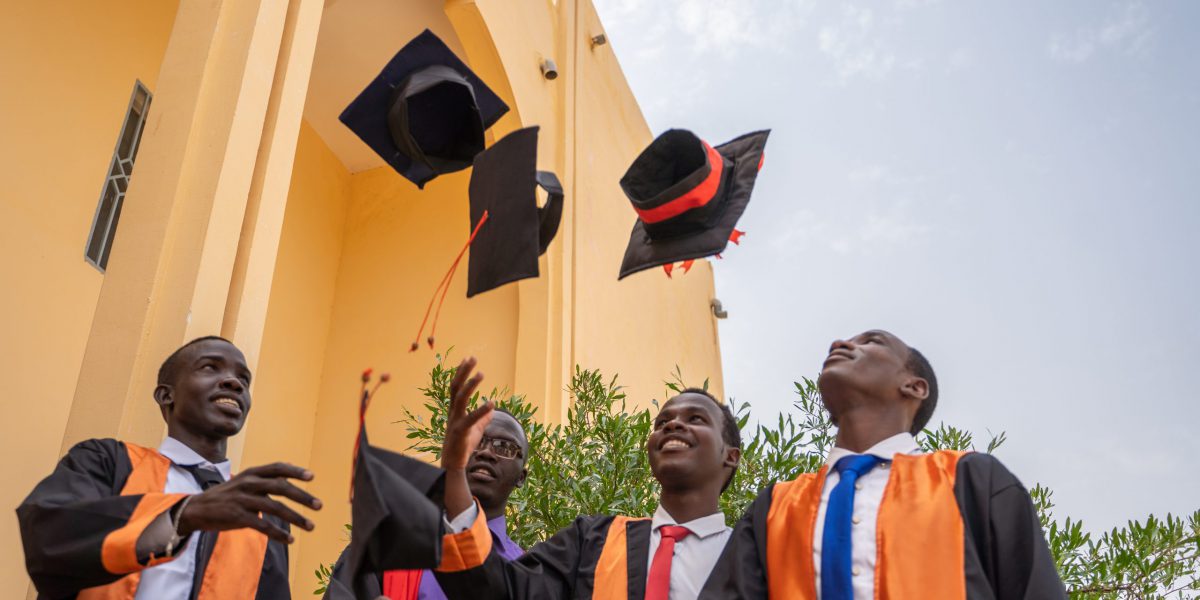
[593,516,650,600]
[765,451,968,599]
[78,443,268,600]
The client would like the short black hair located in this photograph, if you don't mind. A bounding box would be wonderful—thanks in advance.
[677,387,741,492]
[491,408,529,458]
[905,347,938,435]
[157,336,233,386]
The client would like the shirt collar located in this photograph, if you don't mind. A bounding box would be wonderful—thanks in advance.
[485,514,525,557]
[825,432,920,468]
[651,505,729,539]
[159,436,233,480]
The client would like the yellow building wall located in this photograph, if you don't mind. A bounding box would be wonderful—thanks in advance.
[238,119,352,584]
[0,0,179,590]
[296,161,524,584]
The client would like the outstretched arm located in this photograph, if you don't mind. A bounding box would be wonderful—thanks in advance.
[441,356,493,519]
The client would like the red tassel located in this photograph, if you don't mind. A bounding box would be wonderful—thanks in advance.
[410,211,490,352]
[663,263,674,278]
[729,229,745,245]
[757,151,765,171]
[350,371,391,501]
[681,259,695,274]
[715,253,723,260]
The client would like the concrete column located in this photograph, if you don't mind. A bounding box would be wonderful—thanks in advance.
[62,0,295,452]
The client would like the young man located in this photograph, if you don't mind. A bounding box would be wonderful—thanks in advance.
[18,336,323,599]
[714,330,1065,599]
[325,407,529,600]
[433,357,742,600]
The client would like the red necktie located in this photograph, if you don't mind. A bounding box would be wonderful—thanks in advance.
[646,525,692,600]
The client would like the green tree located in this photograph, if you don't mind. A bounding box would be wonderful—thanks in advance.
[319,355,1200,598]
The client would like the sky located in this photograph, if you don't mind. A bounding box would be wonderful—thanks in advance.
[592,0,1200,533]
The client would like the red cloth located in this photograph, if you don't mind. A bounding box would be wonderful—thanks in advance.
[645,525,692,600]
[382,569,424,600]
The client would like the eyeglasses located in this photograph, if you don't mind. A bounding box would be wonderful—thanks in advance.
[476,436,523,460]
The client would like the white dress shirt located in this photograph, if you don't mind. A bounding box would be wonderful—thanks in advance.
[134,437,231,600]
[448,504,730,600]
[647,505,731,600]
[812,432,921,600]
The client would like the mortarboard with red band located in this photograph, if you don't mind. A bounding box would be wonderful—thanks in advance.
[617,129,769,279]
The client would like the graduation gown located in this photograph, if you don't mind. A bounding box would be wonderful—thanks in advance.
[434,511,733,600]
[705,451,1066,600]
[16,438,290,600]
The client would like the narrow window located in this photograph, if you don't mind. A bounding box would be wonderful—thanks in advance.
[86,81,151,271]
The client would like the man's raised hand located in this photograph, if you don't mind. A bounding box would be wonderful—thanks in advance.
[441,357,493,471]
[176,462,323,544]
[441,357,492,518]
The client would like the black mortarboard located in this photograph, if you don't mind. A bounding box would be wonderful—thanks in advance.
[407,126,563,350]
[617,129,770,279]
[339,29,509,189]
[332,375,446,599]
[467,126,564,297]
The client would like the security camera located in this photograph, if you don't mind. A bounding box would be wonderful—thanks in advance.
[711,299,728,319]
[541,58,558,80]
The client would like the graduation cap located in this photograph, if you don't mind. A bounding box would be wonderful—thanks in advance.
[334,370,446,599]
[617,129,770,279]
[339,29,510,189]
[467,126,563,297]
[408,126,564,350]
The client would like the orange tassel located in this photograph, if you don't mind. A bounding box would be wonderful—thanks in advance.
[410,211,490,352]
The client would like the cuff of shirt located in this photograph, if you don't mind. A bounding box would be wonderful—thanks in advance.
[444,502,479,533]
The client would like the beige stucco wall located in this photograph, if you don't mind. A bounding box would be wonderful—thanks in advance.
[0,0,180,590]
[239,120,352,585]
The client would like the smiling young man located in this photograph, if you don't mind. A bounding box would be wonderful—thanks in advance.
[713,330,1065,600]
[18,336,323,599]
[431,357,742,600]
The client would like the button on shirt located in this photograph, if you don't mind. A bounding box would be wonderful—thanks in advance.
[134,437,232,600]
[647,506,731,600]
[812,432,921,600]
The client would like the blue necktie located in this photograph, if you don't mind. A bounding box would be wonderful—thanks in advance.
[821,454,884,600]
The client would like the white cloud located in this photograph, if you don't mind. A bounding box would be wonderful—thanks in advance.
[817,6,896,82]
[596,0,813,58]
[946,47,974,73]
[1048,1,1151,64]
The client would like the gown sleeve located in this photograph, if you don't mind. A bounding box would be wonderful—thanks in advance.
[954,453,1067,600]
[434,514,610,600]
[15,438,187,598]
[700,486,773,600]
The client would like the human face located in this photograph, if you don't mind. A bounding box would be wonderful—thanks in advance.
[646,393,738,491]
[466,412,527,512]
[818,329,915,414]
[159,339,252,439]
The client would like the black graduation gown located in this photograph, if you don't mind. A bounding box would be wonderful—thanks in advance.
[433,513,734,600]
[322,438,448,600]
[704,452,1066,599]
[16,438,290,600]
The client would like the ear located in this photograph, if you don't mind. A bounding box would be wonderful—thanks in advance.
[154,384,174,410]
[724,446,742,470]
[515,467,528,489]
[900,375,929,403]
